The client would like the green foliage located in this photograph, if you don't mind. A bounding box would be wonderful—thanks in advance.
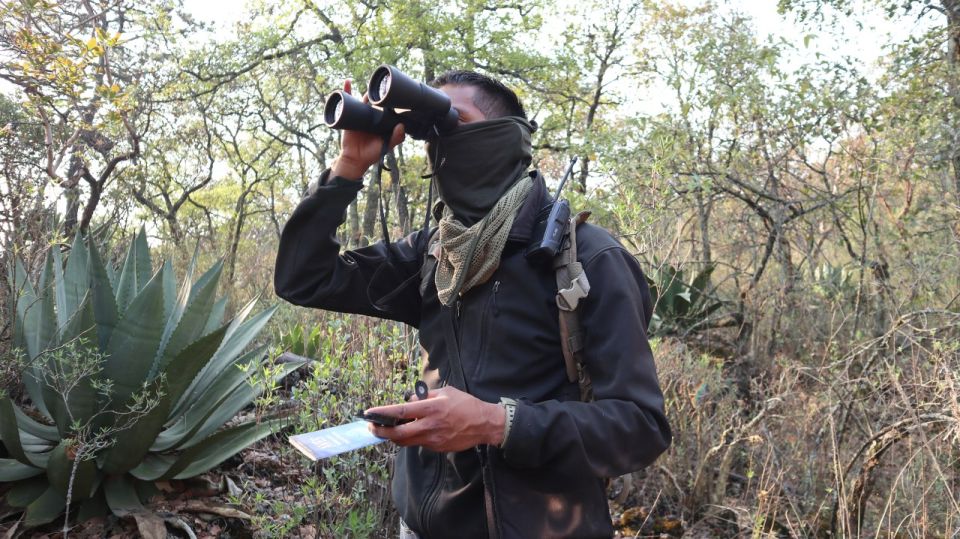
[275,323,323,360]
[811,263,857,301]
[646,262,723,336]
[0,230,305,528]
[233,316,415,537]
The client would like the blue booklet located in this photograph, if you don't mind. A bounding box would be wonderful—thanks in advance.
[289,420,386,460]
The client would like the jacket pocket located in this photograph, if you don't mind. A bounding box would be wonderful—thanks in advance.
[473,280,500,380]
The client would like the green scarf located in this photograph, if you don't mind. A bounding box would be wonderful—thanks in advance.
[435,176,533,306]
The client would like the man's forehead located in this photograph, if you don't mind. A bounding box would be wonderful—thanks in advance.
[439,84,486,120]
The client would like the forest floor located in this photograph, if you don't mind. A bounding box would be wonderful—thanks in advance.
[4,431,690,538]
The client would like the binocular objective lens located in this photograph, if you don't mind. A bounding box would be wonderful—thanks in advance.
[378,73,391,101]
[334,99,344,122]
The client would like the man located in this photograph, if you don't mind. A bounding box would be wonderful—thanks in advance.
[274,70,671,538]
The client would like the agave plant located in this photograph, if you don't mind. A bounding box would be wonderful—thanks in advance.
[1,230,304,529]
[276,323,324,360]
[646,262,724,336]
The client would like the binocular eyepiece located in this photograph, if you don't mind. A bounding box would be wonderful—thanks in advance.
[324,65,459,140]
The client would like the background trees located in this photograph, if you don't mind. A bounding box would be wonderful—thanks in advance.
[2,0,959,536]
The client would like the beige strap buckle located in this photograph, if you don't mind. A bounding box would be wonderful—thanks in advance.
[556,272,591,311]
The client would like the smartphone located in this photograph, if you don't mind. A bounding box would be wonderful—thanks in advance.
[360,411,412,427]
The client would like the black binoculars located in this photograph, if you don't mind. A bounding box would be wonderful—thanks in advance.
[323,65,459,140]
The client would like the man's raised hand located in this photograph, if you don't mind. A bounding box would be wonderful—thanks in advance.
[331,79,406,180]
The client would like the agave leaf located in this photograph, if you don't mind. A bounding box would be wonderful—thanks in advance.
[9,258,23,346]
[306,325,322,359]
[45,297,99,436]
[161,260,176,332]
[11,260,50,418]
[105,256,118,290]
[88,240,118,350]
[0,396,30,464]
[1,397,54,468]
[133,228,152,294]
[203,296,228,336]
[129,454,176,482]
[161,418,283,480]
[103,473,144,516]
[223,296,258,342]
[46,440,98,501]
[183,304,277,409]
[104,475,168,538]
[17,430,52,447]
[21,443,55,456]
[152,250,199,379]
[163,325,231,409]
[5,476,47,507]
[24,252,57,363]
[100,326,229,474]
[58,291,96,345]
[154,345,268,452]
[180,359,303,449]
[136,479,160,505]
[154,261,222,377]
[23,487,66,528]
[53,246,68,330]
[172,301,270,417]
[0,458,43,481]
[689,264,715,305]
[661,266,684,317]
[77,488,109,522]
[103,266,167,407]
[13,406,58,441]
[674,290,692,318]
[115,236,139,313]
[62,234,91,329]
[697,300,724,322]
[189,258,222,301]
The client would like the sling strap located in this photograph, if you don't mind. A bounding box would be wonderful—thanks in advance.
[420,210,594,402]
[555,211,593,402]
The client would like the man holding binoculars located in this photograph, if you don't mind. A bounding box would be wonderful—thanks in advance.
[274,66,671,538]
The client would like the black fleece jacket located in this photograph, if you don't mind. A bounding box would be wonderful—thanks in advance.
[275,170,671,539]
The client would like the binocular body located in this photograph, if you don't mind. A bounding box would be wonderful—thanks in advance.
[324,65,459,140]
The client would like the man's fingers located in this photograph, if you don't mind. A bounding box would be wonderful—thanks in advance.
[369,417,432,444]
[343,78,352,94]
[390,123,406,148]
[365,398,434,419]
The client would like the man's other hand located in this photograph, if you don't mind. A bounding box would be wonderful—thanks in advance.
[331,79,406,180]
[365,386,507,453]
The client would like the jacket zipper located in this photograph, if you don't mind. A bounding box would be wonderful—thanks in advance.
[492,281,501,317]
[422,302,462,535]
[419,453,444,536]
[478,445,500,539]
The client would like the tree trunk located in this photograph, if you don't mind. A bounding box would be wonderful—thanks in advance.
[943,0,960,201]
[695,188,713,267]
[386,150,409,234]
[361,177,378,247]
[348,199,360,248]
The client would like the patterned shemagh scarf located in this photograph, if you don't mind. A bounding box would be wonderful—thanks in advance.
[434,176,533,306]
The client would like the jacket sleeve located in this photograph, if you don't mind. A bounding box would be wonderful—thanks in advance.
[500,244,671,477]
[274,170,425,328]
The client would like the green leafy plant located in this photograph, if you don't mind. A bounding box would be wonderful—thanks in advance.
[0,230,305,530]
[811,263,856,301]
[276,323,324,359]
[646,262,724,336]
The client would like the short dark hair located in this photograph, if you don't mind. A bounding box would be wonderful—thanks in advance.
[430,70,527,120]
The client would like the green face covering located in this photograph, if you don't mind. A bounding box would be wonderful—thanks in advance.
[426,116,534,226]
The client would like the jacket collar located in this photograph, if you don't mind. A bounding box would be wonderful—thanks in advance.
[430,170,548,245]
[507,170,548,244]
